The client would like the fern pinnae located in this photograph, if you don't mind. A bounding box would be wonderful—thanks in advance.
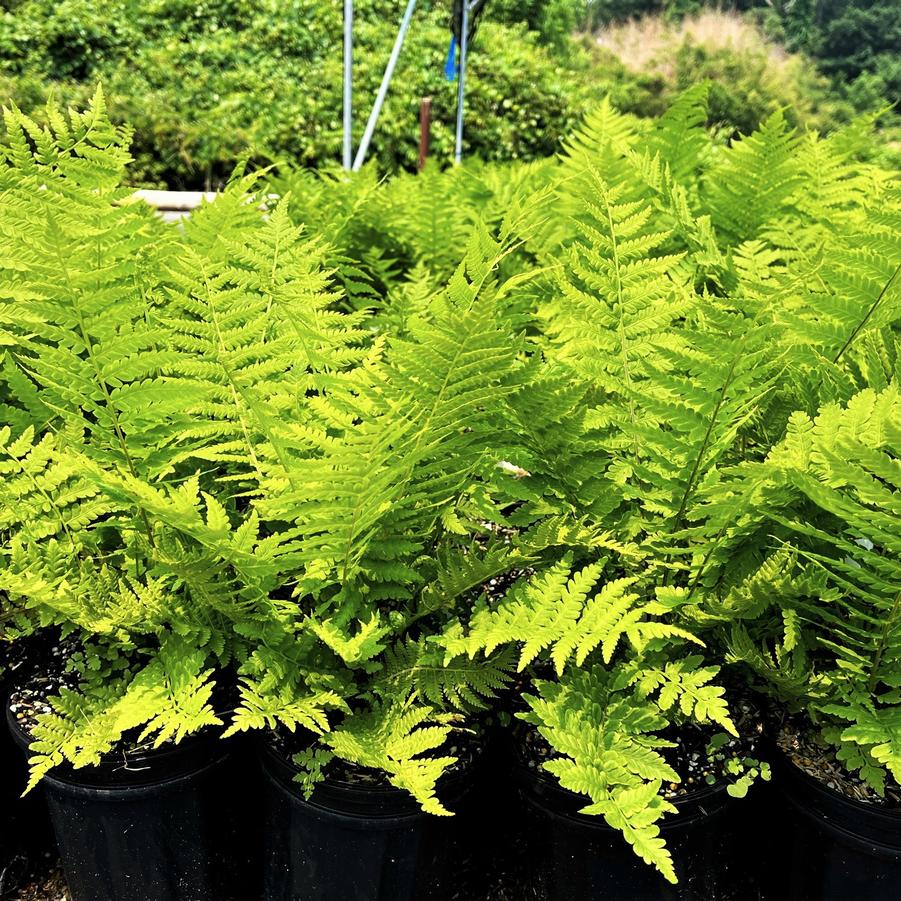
[832,260,901,365]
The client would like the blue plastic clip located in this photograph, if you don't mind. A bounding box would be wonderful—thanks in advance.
[444,35,458,81]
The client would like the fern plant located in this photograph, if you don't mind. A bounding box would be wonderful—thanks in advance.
[716,387,901,796]
[438,554,735,882]
[0,90,559,818]
[0,92,365,788]
[457,84,897,879]
[215,220,592,814]
[2,84,900,890]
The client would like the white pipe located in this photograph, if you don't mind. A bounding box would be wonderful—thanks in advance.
[454,0,471,164]
[352,0,417,171]
[343,0,353,169]
[133,190,218,211]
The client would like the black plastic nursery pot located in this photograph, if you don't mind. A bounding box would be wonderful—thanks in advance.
[0,673,54,891]
[259,736,474,901]
[6,699,250,901]
[0,678,34,882]
[516,762,763,901]
[0,679,23,839]
[771,749,901,901]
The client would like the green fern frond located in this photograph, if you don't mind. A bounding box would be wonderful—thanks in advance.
[643,82,712,185]
[831,707,901,791]
[630,655,736,735]
[225,682,348,737]
[546,168,691,402]
[273,227,526,603]
[382,638,515,711]
[323,702,458,816]
[26,634,220,792]
[704,110,803,243]
[560,97,641,173]
[442,559,701,675]
[522,667,678,883]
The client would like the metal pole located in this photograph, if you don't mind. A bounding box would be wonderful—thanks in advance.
[343,0,353,169]
[352,0,417,171]
[454,0,470,165]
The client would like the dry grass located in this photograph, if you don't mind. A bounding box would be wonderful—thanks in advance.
[593,10,792,80]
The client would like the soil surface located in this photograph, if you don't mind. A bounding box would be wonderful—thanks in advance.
[5,641,74,738]
[2,863,69,901]
[519,693,766,801]
[0,855,65,901]
[776,716,901,806]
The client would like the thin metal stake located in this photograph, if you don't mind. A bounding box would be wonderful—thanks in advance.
[454,0,471,164]
[352,0,418,171]
[343,0,353,169]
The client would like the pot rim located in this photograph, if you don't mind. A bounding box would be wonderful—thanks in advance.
[259,730,472,820]
[5,693,227,792]
[772,742,901,821]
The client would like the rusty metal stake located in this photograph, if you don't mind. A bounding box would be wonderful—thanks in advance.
[418,97,432,171]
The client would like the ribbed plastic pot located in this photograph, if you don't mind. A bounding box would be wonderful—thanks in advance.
[6,699,247,901]
[259,737,472,901]
[516,762,761,901]
[772,749,901,900]
[1,679,53,886]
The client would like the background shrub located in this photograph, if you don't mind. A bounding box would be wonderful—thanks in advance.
[0,0,606,186]
[587,12,856,134]
[0,0,894,186]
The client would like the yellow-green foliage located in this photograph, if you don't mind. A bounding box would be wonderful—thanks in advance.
[0,86,899,886]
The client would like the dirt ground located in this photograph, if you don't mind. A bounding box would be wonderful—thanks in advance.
[5,853,538,901]
[1,856,66,901]
[10,867,67,901]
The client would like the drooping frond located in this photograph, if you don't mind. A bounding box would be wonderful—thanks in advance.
[522,667,679,883]
[225,682,348,737]
[323,702,458,816]
[25,634,221,792]
[0,426,111,544]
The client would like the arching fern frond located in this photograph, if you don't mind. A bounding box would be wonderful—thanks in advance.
[382,638,516,712]
[522,667,679,883]
[25,634,221,792]
[441,558,701,676]
[323,702,458,816]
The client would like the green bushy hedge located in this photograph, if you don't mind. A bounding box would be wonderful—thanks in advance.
[2,0,887,188]
[0,0,608,186]
[755,0,901,106]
